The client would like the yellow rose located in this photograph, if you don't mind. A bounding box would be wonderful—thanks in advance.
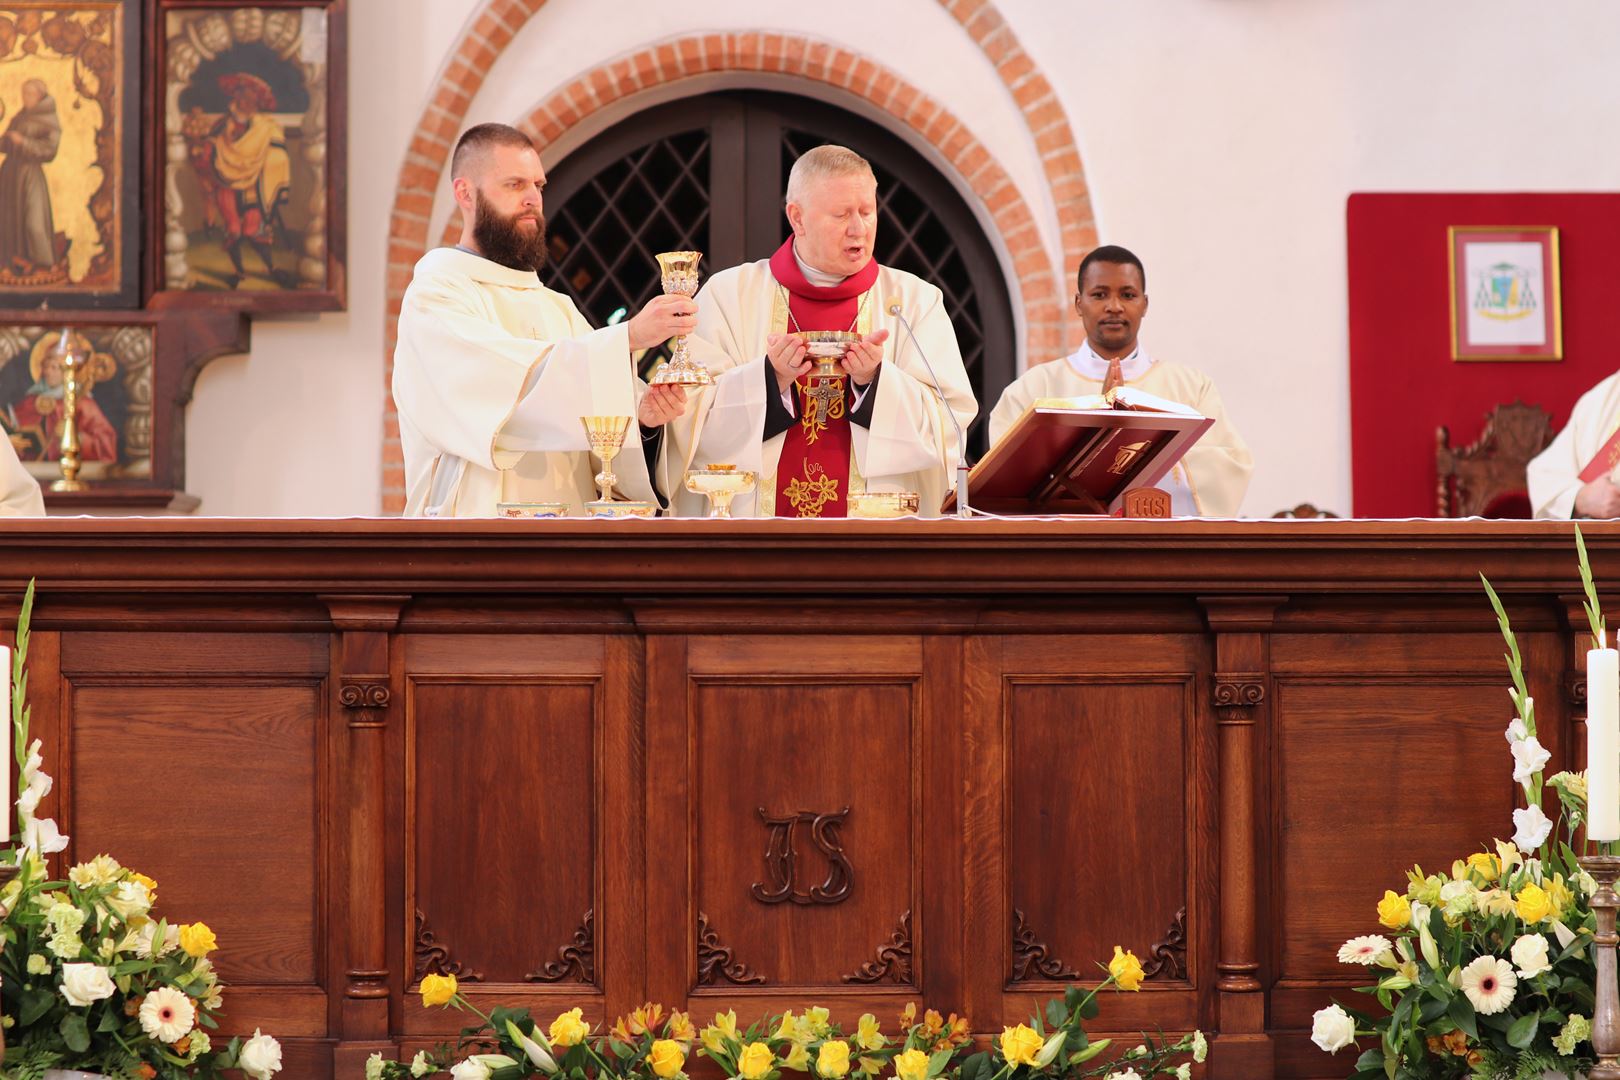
[894,1049,930,1080]
[783,1044,810,1072]
[1376,890,1410,930]
[1516,882,1553,925]
[551,1007,591,1047]
[739,1041,775,1080]
[1464,852,1500,882]
[816,1041,851,1079]
[856,1014,885,1051]
[999,1024,1043,1066]
[649,1039,686,1079]
[179,921,218,958]
[1108,945,1145,991]
[419,972,457,1008]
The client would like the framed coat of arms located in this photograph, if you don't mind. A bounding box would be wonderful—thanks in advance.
[0,1,140,309]
[154,0,346,312]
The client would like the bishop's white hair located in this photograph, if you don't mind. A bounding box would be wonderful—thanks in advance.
[785,144,876,207]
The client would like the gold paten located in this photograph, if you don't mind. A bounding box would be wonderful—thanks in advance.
[848,490,921,519]
[685,463,756,518]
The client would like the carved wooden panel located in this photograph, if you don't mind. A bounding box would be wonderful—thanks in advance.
[1006,678,1192,986]
[409,677,598,987]
[692,677,917,989]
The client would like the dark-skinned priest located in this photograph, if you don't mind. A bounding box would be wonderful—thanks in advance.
[989,245,1252,517]
[392,123,690,517]
[659,144,977,518]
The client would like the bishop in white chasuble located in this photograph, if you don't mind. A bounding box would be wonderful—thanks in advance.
[659,145,976,518]
[1527,370,1620,519]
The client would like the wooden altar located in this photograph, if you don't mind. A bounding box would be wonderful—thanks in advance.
[1,518,1608,1079]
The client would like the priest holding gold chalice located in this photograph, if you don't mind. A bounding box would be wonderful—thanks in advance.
[659,144,977,518]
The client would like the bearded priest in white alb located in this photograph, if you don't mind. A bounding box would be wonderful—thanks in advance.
[659,144,976,518]
[393,124,690,517]
[990,246,1252,517]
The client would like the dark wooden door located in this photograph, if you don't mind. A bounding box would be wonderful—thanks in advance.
[540,91,1015,453]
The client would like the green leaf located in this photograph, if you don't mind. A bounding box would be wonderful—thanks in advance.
[58,1010,90,1053]
[1447,993,1478,1040]
[1077,993,1098,1021]
[1506,1009,1540,1049]
[926,1047,954,1077]
[1352,1047,1385,1072]
[1417,995,1448,1023]
[1044,1000,1064,1030]
[19,986,55,1026]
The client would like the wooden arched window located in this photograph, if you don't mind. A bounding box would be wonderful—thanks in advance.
[539,90,1016,455]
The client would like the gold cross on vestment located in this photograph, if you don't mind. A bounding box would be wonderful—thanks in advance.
[800,374,846,445]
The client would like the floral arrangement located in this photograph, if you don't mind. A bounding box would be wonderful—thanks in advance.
[1310,537,1607,1079]
[0,583,284,1079]
[367,946,1205,1080]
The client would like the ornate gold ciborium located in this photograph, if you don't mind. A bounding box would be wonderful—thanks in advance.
[796,330,861,380]
[650,250,713,388]
[685,463,756,519]
[581,415,658,518]
[50,331,87,494]
[848,490,922,519]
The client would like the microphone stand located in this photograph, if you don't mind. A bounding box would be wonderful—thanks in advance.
[886,299,971,518]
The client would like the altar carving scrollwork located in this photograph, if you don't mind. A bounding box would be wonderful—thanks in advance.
[1140,907,1187,981]
[1010,908,1079,981]
[842,910,913,984]
[338,679,390,711]
[696,912,767,986]
[750,806,853,906]
[413,908,483,983]
[526,909,595,984]
[1212,677,1266,711]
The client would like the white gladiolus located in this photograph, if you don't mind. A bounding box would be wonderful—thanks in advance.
[1513,804,1554,851]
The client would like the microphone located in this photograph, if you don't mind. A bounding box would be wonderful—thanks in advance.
[886,296,971,518]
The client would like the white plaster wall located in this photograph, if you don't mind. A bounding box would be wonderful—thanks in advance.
[182,0,1620,518]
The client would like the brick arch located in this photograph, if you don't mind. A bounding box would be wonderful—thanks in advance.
[382,0,1095,511]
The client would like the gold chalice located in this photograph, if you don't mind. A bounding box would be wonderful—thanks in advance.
[848,491,922,519]
[685,463,756,519]
[650,250,713,388]
[582,413,633,501]
[796,330,862,380]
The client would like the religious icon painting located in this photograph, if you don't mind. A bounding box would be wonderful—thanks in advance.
[0,1,140,309]
[156,1,346,311]
[0,322,152,481]
[1448,226,1562,361]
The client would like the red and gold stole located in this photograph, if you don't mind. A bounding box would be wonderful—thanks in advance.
[767,239,879,518]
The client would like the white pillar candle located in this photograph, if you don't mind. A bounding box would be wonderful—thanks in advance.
[0,644,9,844]
[1588,643,1620,842]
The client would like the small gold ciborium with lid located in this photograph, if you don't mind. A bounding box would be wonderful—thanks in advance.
[581,415,658,518]
[649,250,713,388]
[796,330,861,380]
[684,463,756,519]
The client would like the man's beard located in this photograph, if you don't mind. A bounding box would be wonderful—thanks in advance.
[473,191,548,273]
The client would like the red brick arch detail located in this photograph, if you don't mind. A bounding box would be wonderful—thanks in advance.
[381,0,1094,511]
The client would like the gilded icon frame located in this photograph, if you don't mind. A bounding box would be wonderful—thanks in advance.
[1448,225,1562,362]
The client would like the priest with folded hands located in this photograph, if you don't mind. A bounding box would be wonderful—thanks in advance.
[659,144,977,518]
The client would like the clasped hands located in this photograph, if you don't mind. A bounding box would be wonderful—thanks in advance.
[766,329,890,395]
[1575,475,1620,519]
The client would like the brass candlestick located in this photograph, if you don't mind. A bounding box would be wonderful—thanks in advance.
[50,333,86,494]
[649,251,713,388]
[1583,854,1620,1079]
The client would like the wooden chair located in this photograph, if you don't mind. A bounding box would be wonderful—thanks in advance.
[1435,401,1555,518]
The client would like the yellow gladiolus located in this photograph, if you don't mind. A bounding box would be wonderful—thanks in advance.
[1109,945,1145,991]
[999,1024,1043,1066]
[775,1011,798,1042]
[179,921,217,958]
[816,1041,851,1079]
[738,1041,775,1080]
[419,973,457,1008]
[1376,890,1411,929]
[1516,882,1554,925]
[551,1007,591,1047]
[856,1014,885,1051]
[649,1039,686,1079]
[894,1049,930,1080]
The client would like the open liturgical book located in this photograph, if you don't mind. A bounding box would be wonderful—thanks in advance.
[945,387,1215,515]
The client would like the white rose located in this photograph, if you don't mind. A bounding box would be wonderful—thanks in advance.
[238,1028,284,1079]
[1310,1004,1357,1054]
[1512,933,1552,978]
[59,962,116,1007]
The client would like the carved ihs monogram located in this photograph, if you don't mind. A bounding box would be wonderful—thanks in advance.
[751,806,853,906]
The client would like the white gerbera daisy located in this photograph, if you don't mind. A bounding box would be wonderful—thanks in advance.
[138,985,197,1043]
[1336,935,1394,966]
[1458,955,1517,1015]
